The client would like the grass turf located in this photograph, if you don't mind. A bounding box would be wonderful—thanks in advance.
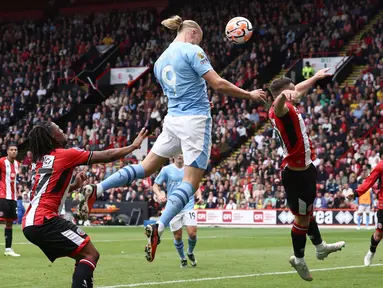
[0,226,382,288]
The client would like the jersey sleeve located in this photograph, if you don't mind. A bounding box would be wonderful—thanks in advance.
[154,167,168,185]
[356,162,383,196]
[185,45,213,77]
[62,148,93,168]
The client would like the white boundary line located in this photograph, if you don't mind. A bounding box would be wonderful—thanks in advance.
[97,264,383,288]
[0,236,220,246]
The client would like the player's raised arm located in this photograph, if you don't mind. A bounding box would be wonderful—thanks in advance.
[353,162,383,198]
[273,90,297,117]
[294,68,332,101]
[89,128,148,164]
[202,70,266,102]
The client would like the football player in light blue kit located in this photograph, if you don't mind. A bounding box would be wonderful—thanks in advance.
[153,155,202,268]
[80,15,265,262]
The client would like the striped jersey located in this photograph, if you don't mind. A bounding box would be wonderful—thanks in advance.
[0,157,19,201]
[356,161,383,209]
[269,101,315,168]
[22,148,93,228]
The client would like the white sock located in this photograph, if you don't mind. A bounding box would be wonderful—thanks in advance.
[315,241,325,250]
[5,248,11,252]
[157,221,165,237]
[96,184,104,197]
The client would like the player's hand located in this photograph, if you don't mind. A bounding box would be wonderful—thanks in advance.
[132,128,148,149]
[196,197,204,205]
[281,90,298,102]
[74,172,87,189]
[158,192,167,203]
[315,68,332,80]
[345,190,355,200]
[209,101,214,109]
[249,89,266,103]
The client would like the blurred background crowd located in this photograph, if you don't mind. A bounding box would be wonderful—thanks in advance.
[2,0,383,221]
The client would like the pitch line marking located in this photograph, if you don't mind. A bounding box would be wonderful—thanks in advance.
[0,235,220,245]
[97,264,383,288]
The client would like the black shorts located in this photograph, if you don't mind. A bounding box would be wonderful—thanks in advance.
[0,199,17,221]
[281,164,317,216]
[376,210,383,231]
[23,217,90,262]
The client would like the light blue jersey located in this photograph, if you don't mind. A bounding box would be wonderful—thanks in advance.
[155,164,194,212]
[154,42,213,116]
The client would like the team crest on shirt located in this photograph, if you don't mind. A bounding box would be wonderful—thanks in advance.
[197,51,205,59]
[197,51,209,64]
[378,223,383,230]
[0,212,3,217]
[77,228,86,236]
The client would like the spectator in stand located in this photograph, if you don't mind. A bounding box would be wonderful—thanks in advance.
[314,192,328,209]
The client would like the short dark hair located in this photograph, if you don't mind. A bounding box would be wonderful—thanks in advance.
[270,77,293,97]
[7,143,17,150]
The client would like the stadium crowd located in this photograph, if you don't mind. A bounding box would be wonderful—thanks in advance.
[2,0,382,221]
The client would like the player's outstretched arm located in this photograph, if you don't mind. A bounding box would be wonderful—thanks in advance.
[274,90,295,117]
[347,162,383,200]
[89,128,148,164]
[202,70,266,102]
[294,68,332,100]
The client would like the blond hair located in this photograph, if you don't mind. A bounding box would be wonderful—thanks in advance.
[161,15,201,33]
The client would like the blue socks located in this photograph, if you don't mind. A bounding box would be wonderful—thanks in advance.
[99,164,145,192]
[158,182,195,235]
[188,237,197,254]
[358,214,370,228]
[174,239,185,259]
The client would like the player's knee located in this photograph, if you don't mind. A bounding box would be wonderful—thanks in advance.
[188,231,197,240]
[88,249,100,263]
[375,231,383,241]
[173,231,182,241]
[80,243,100,263]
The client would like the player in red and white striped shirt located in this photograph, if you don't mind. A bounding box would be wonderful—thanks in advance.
[22,122,147,288]
[269,69,345,281]
[0,144,20,257]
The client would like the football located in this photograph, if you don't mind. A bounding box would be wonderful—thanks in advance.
[225,16,253,44]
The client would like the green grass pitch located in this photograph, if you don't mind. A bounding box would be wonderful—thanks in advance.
[1,226,382,288]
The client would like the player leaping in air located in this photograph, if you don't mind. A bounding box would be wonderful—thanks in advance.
[22,122,147,288]
[153,154,202,268]
[269,70,345,281]
[346,159,383,266]
[79,15,266,262]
